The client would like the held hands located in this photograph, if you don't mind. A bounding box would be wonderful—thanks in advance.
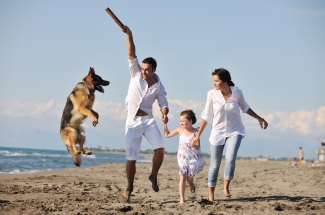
[258,118,268,129]
[191,136,200,150]
[162,113,168,124]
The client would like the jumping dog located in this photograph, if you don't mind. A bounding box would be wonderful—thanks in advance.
[60,67,109,166]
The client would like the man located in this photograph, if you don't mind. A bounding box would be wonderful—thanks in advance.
[299,147,304,165]
[121,26,169,202]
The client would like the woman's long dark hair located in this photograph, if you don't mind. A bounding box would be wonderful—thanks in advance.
[212,68,235,86]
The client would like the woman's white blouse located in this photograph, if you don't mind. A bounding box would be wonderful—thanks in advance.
[201,87,250,146]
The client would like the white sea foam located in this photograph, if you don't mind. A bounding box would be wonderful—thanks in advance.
[137,159,152,163]
[0,150,10,154]
[2,152,28,157]
[32,152,70,158]
[83,154,96,159]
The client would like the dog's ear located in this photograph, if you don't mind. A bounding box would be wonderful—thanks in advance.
[88,67,96,76]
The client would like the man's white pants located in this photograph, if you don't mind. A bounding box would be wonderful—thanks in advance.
[125,115,164,160]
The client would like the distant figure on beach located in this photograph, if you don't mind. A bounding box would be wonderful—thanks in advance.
[164,109,206,203]
[121,26,169,202]
[191,68,268,201]
[299,147,304,165]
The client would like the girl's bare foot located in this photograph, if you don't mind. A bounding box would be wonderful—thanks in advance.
[189,183,196,193]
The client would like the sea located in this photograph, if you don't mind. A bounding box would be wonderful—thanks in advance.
[0,147,152,175]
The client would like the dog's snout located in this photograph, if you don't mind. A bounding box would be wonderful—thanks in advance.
[103,80,110,86]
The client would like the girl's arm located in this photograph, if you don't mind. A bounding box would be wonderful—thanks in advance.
[164,123,180,138]
[246,108,268,129]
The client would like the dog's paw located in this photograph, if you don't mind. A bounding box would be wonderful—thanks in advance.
[83,150,92,155]
[75,150,81,155]
[92,120,98,127]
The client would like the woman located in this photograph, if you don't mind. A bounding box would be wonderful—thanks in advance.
[192,68,268,201]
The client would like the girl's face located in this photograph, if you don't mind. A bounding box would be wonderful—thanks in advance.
[212,75,226,90]
[179,115,192,129]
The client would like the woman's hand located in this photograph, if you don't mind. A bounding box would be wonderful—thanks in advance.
[258,118,268,129]
[191,136,200,149]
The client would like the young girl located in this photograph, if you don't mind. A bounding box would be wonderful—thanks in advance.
[164,109,206,203]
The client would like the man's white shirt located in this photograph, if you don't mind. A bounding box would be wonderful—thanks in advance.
[125,58,168,122]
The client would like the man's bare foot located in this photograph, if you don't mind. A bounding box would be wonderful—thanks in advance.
[120,187,133,203]
[149,174,159,192]
[223,188,231,197]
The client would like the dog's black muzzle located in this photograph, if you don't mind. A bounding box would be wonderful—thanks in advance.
[101,80,110,86]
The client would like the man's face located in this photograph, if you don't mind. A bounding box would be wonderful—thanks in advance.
[141,63,155,80]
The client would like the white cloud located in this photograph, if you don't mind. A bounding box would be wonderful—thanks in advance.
[0,100,56,118]
[153,99,205,120]
[245,106,325,135]
[93,100,126,121]
[1,99,324,136]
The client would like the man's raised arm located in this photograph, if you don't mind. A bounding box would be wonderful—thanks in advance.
[123,26,136,60]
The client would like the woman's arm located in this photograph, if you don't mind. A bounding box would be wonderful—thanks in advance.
[191,119,208,148]
[164,123,180,138]
[246,108,268,129]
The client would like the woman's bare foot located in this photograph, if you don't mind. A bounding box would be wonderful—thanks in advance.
[208,187,215,201]
[223,188,231,197]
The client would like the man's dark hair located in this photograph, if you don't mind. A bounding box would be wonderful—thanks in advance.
[142,57,157,69]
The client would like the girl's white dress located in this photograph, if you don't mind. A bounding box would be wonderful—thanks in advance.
[177,128,206,177]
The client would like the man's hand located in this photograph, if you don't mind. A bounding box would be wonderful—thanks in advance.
[123,26,130,34]
[162,113,168,124]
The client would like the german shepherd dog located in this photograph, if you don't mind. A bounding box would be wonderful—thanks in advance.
[60,67,109,166]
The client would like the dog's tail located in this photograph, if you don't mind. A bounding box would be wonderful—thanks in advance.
[66,145,82,167]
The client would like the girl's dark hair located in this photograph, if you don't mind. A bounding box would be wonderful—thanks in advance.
[180,109,197,125]
[212,68,235,86]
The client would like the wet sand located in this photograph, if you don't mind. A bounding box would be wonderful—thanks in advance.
[0,159,324,214]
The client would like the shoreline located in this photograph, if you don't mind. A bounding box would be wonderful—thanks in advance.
[1,160,324,214]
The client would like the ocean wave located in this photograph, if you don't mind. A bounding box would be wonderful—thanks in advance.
[137,159,152,163]
[0,169,42,175]
[32,153,70,158]
[1,151,72,158]
[1,152,28,157]
[0,150,10,154]
[83,154,96,159]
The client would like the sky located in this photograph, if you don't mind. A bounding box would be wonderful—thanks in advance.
[0,1,324,160]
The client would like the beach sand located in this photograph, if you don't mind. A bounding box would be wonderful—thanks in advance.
[1,158,324,214]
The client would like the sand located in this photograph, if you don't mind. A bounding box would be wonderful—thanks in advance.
[0,158,324,215]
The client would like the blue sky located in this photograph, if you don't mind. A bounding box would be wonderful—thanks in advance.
[1,1,324,160]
